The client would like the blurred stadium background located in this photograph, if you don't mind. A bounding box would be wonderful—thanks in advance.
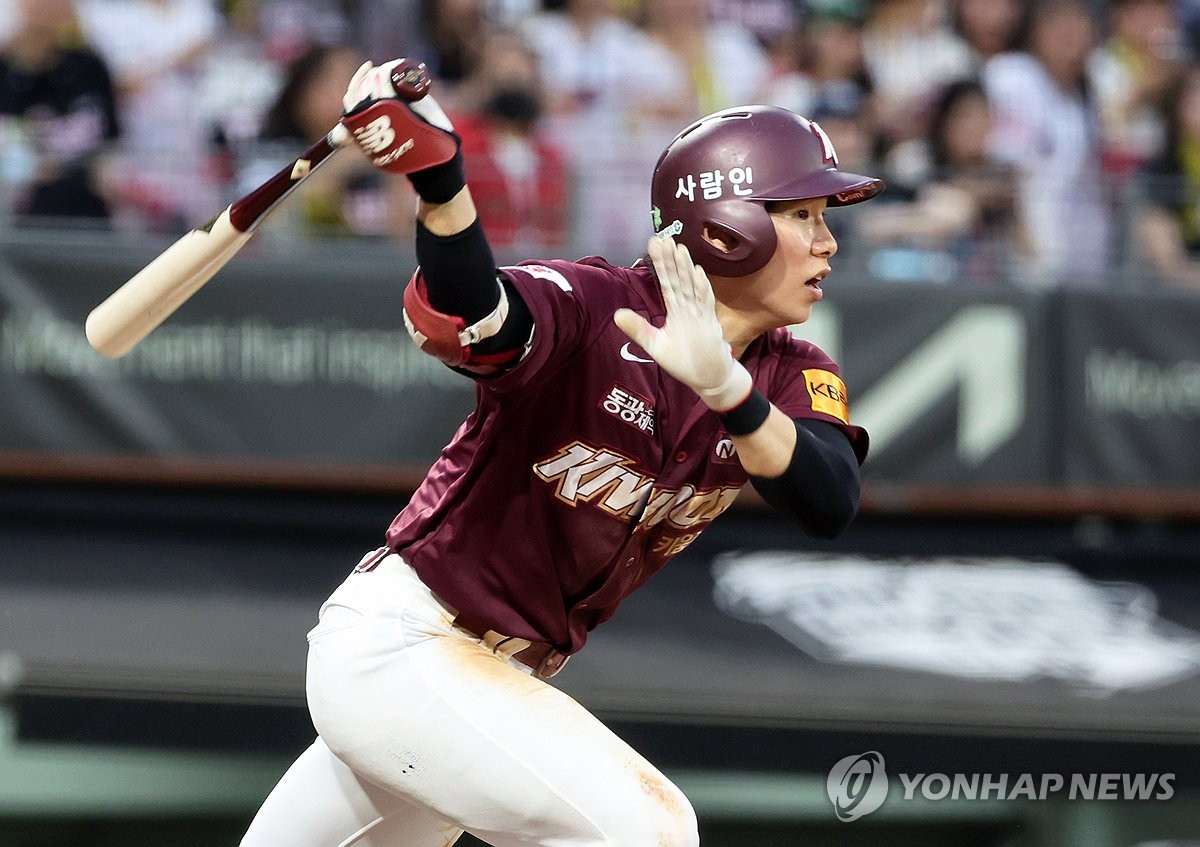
[2,0,1200,844]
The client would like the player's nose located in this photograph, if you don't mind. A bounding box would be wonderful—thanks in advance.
[813,217,838,258]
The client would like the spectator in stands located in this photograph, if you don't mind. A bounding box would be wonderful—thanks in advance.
[709,0,800,48]
[762,0,873,123]
[950,0,1030,66]
[1089,0,1188,176]
[76,0,221,231]
[861,0,974,152]
[193,0,285,162]
[452,30,570,254]
[352,1,410,60]
[242,43,413,238]
[0,3,17,44]
[521,0,684,260]
[411,0,490,92]
[638,0,770,118]
[759,0,878,262]
[1137,65,1200,288]
[1176,0,1200,57]
[0,0,120,222]
[354,0,493,109]
[250,0,353,66]
[259,44,363,145]
[858,79,1020,285]
[354,0,517,65]
[982,0,1112,288]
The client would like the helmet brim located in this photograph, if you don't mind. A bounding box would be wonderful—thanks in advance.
[752,168,884,206]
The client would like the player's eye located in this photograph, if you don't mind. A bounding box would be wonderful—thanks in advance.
[794,209,810,220]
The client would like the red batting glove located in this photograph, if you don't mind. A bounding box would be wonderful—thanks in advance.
[339,59,460,176]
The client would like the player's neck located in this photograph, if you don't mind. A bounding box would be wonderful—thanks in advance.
[714,302,762,360]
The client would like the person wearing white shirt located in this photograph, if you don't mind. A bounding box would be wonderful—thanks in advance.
[521,0,684,260]
[75,0,220,228]
[982,0,1111,288]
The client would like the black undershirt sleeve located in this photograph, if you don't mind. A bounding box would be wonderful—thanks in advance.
[747,418,862,539]
[414,218,534,357]
[414,218,499,318]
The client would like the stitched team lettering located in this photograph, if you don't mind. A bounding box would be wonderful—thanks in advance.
[653,532,701,556]
[533,442,740,529]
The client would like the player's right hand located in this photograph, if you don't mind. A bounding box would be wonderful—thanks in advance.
[614,236,754,412]
[339,58,459,176]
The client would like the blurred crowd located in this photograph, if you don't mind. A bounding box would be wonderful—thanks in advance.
[2,0,1200,289]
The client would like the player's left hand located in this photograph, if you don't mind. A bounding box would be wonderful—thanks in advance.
[614,236,753,412]
[339,58,459,175]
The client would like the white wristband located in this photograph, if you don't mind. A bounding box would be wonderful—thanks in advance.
[697,360,754,412]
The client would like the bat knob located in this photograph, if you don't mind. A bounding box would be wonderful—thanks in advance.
[390,60,432,102]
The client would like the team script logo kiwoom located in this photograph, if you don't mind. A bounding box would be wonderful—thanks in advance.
[533,442,740,528]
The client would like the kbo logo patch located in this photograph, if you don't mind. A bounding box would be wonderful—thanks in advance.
[803,368,851,424]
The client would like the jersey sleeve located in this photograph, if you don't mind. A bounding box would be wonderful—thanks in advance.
[765,333,869,464]
[484,258,631,394]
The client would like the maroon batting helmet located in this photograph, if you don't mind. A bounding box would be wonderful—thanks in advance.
[650,105,884,277]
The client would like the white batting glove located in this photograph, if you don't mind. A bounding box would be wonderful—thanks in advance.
[338,58,459,176]
[341,59,456,133]
[614,236,754,412]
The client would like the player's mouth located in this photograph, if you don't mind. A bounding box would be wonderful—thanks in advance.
[805,269,831,299]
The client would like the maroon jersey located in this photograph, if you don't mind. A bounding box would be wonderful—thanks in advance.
[388,257,867,653]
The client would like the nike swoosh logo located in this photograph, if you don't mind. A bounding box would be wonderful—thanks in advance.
[620,342,654,364]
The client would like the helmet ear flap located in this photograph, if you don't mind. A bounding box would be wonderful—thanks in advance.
[687,200,778,277]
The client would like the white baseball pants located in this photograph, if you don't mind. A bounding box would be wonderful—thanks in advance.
[239,552,699,847]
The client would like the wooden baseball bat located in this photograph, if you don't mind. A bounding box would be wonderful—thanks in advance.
[84,124,351,358]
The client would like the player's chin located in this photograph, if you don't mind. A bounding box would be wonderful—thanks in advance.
[785,302,815,326]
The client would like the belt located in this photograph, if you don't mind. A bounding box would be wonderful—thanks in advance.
[450,609,571,680]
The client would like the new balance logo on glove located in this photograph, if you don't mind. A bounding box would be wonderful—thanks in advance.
[349,111,416,166]
[353,116,396,153]
[375,138,415,167]
[339,58,459,177]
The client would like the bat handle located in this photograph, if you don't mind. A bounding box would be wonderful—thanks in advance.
[389,60,433,101]
[221,60,432,234]
[227,126,348,232]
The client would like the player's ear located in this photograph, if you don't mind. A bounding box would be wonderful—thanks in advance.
[702,223,740,255]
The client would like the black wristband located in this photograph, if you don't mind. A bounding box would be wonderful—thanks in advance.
[408,147,466,205]
[718,389,771,436]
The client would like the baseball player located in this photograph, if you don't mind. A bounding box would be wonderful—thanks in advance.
[240,59,882,847]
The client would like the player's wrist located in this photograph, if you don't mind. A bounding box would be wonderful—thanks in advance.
[339,58,462,190]
[717,388,771,435]
[408,147,466,205]
[697,360,753,412]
